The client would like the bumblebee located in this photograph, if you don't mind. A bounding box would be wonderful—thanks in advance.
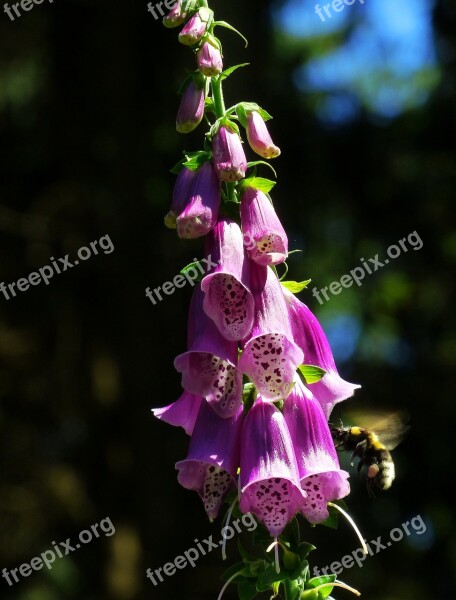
[330,412,409,492]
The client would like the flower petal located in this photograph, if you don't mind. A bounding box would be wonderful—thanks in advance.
[152,391,203,436]
[284,288,360,417]
[201,218,254,341]
[174,286,243,418]
[176,400,243,520]
[240,187,288,266]
[239,264,303,400]
[239,398,306,536]
[284,377,350,524]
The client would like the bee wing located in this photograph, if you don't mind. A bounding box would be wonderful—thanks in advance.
[342,410,410,451]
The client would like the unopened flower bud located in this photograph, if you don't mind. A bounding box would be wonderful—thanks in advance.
[176,76,206,134]
[163,2,187,28]
[246,111,281,159]
[178,7,213,46]
[164,166,197,229]
[197,40,223,77]
[212,125,247,182]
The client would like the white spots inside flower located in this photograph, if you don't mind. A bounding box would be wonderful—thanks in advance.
[188,353,241,417]
[202,464,233,519]
[244,334,295,400]
[251,234,286,264]
[301,473,340,524]
[244,478,294,536]
[206,274,251,340]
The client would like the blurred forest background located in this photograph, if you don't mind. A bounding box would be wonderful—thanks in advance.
[0,0,455,598]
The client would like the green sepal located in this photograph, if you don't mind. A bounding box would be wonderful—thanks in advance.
[239,177,276,194]
[213,21,248,47]
[306,574,337,599]
[256,563,291,592]
[284,579,305,600]
[297,542,317,561]
[298,364,327,384]
[209,116,241,139]
[235,102,273,127]
[205,96,216,114]
[242,382,256,411]
[281,280,312,294]
[183,150,212,171]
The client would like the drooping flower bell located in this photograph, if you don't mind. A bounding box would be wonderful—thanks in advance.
[283,377,350,524]
[201,218,254,341]
[239,262,303,400]
[174,286,243,418]
[246,111,281,159]
[152,391,203,436]
[284,288,360,418]
[212,124,247,182]
[239,397,306,536]
[164,166,196,229]
[176,74,207,134]
[163,2,187,28]
[240,186,288,266]
[197,39,223,77]
[178,7,213,46]
[176,400,244,520]
[176,161,221,239]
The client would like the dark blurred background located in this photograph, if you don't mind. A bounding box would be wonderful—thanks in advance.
[0,0,455,598]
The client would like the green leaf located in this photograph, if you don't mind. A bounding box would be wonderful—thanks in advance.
[213,21,248,47]
[238,579,258,600]
[218,63,250,83]
[180,261,205,282]
[246,160,277,178]
[298,364,327,384]
[281,280,312,294]
[240,177,276,194]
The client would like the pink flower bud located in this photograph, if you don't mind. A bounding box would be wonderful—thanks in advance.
[176,77,206,134]
[246,111,281,159]
[212,125,247,182]
[176,162,221,239]
[178,8,213,46]
[164,166,197,229]
[163,2,187,29]
[197,41,223,77]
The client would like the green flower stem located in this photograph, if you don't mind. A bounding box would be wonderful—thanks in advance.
[211,75,226,119]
